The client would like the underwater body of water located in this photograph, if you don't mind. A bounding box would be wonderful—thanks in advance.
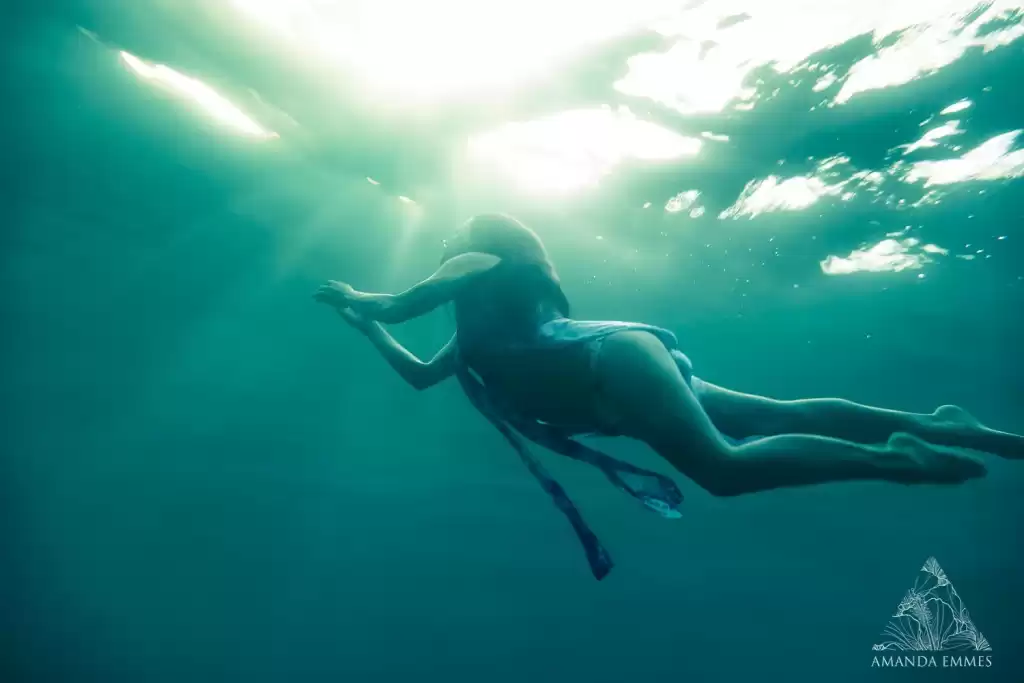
[3,1,1024,681]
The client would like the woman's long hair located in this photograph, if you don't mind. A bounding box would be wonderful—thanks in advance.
[442,213,570,317]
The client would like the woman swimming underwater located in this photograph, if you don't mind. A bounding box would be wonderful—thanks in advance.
[315,213,1022,578]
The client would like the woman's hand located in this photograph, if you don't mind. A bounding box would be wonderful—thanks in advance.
[335,306,374,335]
[314,280,393,320]
[314,280,360,308]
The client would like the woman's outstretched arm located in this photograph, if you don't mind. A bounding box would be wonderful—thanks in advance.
[317,252,500,324]
[331,307,458,390]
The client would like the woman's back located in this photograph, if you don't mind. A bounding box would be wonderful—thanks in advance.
[445,215,597,426]
[443,214,569,358]
[454,260,567,360]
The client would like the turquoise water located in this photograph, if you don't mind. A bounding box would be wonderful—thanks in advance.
[4,2,1023,681]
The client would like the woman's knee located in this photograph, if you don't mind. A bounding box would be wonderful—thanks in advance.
[654,432,747,496]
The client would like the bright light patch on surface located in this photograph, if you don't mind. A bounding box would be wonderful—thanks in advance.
[899,120,963,155]
[718,118,1024,217]
[812,72,838,92]
[720,175,841,219]
[901,130,1024,186]
[614,0,1023,114]
[467,107,701,193]
[821,238,936,275]
[718,155,899,218]
[723,122,1024,217]
[366,177,380,185]
[615,37,758,114]
[940,99,973,115]
[120,51,275,138]
[665,190,701,213]
[230,0,681,101]
[835,3,1024,104]
[911,190,945,207]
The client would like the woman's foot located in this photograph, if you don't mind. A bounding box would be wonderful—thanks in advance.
[930,405,1024,459]
[886,432,987,484]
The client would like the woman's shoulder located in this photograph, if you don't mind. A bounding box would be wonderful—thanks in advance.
[436,252,502,280]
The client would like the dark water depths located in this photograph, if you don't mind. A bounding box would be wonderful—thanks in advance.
[3,2,1023,681]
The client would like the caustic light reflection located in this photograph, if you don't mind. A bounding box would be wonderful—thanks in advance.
[718,122,1024,218]
[939,99,972,115]
[718,156,874,219]
[467,106,701,193]
[821,238,941,275]
[665,190,704,216]
[120,51,276,138]
[903,130,1024,186]
[898,120,963,155]
[720,174,844,219]
[615,0,1023,114]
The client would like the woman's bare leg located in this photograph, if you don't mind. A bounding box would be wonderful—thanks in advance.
[592,331,987,497]
[694,381,1024,459]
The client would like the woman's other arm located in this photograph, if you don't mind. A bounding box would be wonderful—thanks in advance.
[330,307,457,390]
